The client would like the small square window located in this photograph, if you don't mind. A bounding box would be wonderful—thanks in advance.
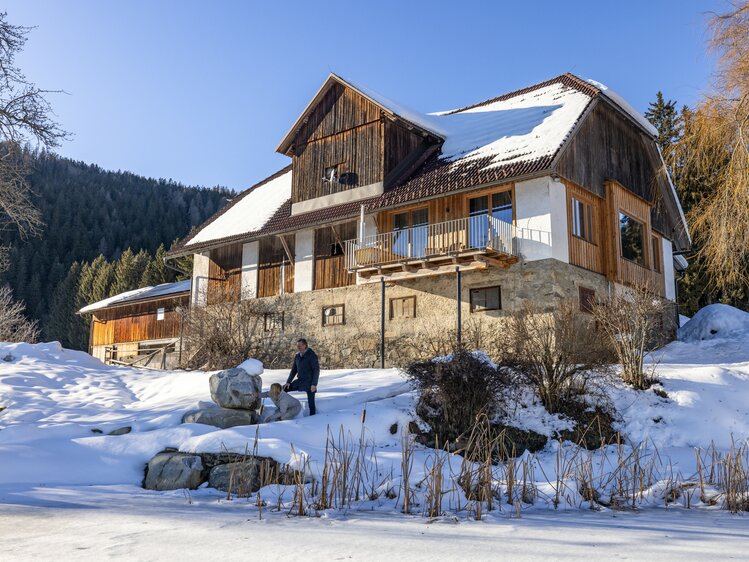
[390,296,416,320]
[579,287,596,314]
[470,286,501,313]
[322,304,345,326]
[156,307,165,321]
[264,312,285,332]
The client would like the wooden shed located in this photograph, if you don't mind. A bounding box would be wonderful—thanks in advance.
[78,280,190,369]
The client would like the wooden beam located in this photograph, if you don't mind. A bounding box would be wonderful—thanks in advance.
[278,234,294,265]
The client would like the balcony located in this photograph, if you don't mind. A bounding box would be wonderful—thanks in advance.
[344,216,551,280]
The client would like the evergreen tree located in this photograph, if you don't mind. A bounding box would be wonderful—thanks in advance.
[46,262,83,347]
[645,91,681,150]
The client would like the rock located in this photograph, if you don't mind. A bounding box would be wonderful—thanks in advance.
[144,452,205,491]
[2,354,14,362]
[108,426,132,436]
[91,428,103,434]
[209,367,262,410]
[208,459,276,495]
[236,358,264,376]
[182,407,259,429]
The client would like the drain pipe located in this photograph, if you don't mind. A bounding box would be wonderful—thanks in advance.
[380,277,386,368]
[456,266,462,349]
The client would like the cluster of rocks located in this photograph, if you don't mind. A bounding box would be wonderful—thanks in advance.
[143,449,285,494]
[181,363,264,430]
[146,360,278,492]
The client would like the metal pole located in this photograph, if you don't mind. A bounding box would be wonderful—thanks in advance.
[456,266,462,350]
[380,277,386,368]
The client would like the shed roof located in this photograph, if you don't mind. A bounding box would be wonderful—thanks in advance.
[78,279,191,314]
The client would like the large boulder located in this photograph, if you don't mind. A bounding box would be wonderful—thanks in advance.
[208,458,277,495]
[144,452,205,491]
[209,367,262,410]
[182,407,259,429]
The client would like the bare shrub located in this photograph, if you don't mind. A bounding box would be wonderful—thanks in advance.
[591,284,673,389]
[0,285,38,342]
[180,289,293,370]
[405,351,511,441]
[500,301,612,414]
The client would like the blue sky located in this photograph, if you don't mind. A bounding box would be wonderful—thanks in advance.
[6,1,720,191]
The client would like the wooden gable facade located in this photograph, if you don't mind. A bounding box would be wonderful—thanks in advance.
[280,76,439,206]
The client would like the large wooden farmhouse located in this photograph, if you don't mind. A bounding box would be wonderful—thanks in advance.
[167,73,690,367]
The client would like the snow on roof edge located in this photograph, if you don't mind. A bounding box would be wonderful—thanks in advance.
[78,279,191,314]
[584,78,658,137]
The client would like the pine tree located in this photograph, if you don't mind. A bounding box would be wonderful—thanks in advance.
[645,91,681,150]
[46,262,84,347]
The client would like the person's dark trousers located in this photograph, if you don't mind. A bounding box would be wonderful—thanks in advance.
[288,379,316,415]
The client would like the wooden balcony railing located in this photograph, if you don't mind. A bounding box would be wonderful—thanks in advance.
[344,216,551,271]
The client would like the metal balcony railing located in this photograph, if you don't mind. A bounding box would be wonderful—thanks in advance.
[344,215,551,271]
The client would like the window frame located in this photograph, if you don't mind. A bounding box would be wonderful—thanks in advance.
[464,186,515,225]
[321,304,345,327]
[651,235,662,273]
[578,286,596,314]
[570,196,595,244]
[389,295,417,320]
[156,307,165,321]
[618,211,646,266]
[263,311,285,332]
[469,285,502,313]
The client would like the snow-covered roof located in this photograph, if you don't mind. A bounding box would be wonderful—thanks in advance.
[434,81,592,170]
[78,279,191,314]
[585,78,659,137]
[174,73,672,254]
[184,168,292,248]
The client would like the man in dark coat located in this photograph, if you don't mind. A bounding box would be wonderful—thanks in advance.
[283,338,320,415]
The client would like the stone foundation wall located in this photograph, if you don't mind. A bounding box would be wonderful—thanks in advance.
[248,259,613,369]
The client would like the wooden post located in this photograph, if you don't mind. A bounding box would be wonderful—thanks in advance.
[380,277,386,369]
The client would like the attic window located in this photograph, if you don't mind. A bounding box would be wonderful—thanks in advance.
[323,165,339,183]
[156,307,165,321]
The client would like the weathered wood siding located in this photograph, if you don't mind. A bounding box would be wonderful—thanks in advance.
[292,83,384,203]
[91,295,188,346]
[554,100,669,234]
[383,120,429,186]
[257,236,295,298]
[602,180,665,295]
[207,243,242,304]
[564,179,604,274]
[314,221,357,290]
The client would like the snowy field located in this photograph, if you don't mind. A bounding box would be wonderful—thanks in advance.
[1,304,749,560]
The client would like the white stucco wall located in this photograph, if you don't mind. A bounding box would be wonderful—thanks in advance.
[662,237,676,301]
[514,176,569,263]
[240,241,259,299]
[191,252,210,307]
[294,229,315,293]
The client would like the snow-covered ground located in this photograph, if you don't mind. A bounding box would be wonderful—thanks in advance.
[1,304,749,559]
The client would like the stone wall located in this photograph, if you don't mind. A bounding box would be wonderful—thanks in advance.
[248,259,612,368]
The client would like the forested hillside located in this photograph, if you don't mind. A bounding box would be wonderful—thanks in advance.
[1,150,229,344]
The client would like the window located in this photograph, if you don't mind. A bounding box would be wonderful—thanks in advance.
[391,207,429,258]
[468,189,513,248]
[322,304,345,326]
[571,197,595,243]
[264,312,285,332]
[651,236,662,273]
[470,286,501,312]
[390,296,416,320]
[156,307,165,321]
[619,212,645,265]
[579,287,596,314]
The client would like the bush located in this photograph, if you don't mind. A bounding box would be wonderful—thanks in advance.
[180,291,293,370]
[0,286,38,343]
[406,351,511,441]
[591,284,674,389]
[500,301,612,414]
